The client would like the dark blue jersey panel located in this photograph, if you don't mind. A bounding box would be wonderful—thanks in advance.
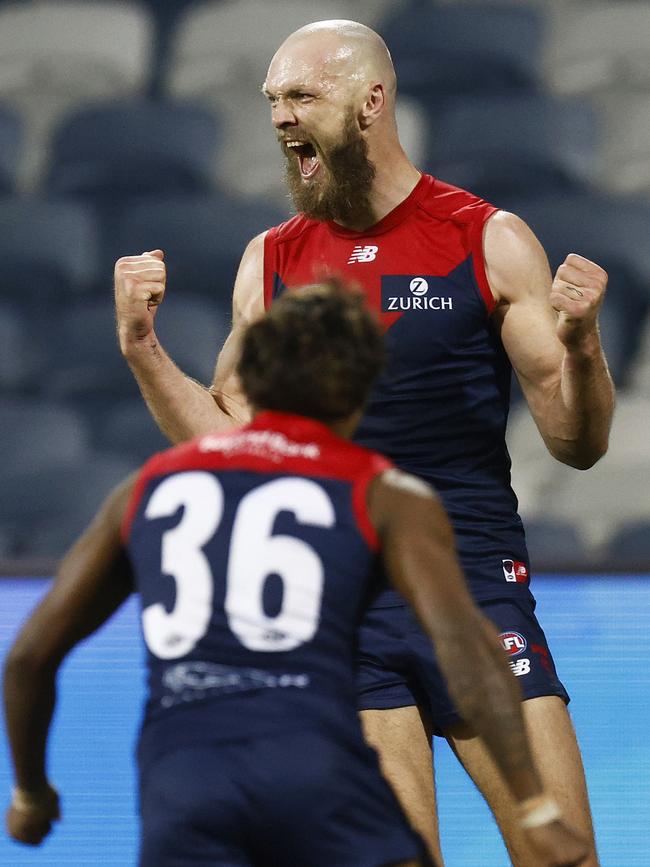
[127,467,379,755]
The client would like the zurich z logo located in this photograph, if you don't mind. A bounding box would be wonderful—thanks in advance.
[348,245,378,264]
[382,276,453,312]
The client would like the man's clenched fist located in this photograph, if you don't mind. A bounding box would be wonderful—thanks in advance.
[550,253,608,350]
[114,250,166,353]
[6,783,60,846]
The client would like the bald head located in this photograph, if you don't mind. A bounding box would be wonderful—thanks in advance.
[266,19,396,107]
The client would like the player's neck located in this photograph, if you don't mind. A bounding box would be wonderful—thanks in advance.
[371,145,421,221]
[336,150,421,232]
[327,410,364,440]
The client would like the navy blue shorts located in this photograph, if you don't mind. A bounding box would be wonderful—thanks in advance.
[356,595,569,734]
[138,727,426,867]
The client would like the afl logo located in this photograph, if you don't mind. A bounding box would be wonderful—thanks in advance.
[500,631,527,657]
[409,277,429,296]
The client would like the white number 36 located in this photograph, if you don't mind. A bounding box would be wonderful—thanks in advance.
[141,471,335,659]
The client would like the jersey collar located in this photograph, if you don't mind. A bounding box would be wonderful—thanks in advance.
[249,410,340,443]
[325,173,433,238]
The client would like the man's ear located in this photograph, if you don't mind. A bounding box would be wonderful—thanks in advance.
[359,83,385,129]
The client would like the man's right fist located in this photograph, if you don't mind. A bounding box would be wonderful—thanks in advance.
[114,250,166,353]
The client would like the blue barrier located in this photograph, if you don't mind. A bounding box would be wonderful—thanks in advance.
[1,576,648,865]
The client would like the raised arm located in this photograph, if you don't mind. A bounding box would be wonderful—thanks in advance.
[485,211,614,470]
[370,470,588,865]
[114,232,266,444]
[3,476,136,846]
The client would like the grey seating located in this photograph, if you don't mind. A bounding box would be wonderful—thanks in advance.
[0,398,91,476]
[0,199,99,304]
[4,453,138,557]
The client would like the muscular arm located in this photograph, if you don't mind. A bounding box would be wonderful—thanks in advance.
[370,470,543,804]
[115,233,266,444]
[3,476,136,843]
[485,211,614,470]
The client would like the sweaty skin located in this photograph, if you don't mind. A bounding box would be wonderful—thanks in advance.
[113,19,611,866]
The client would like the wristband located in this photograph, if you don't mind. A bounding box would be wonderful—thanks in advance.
[519,795,562,829]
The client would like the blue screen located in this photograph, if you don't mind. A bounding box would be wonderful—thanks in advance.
[1,576,648,865]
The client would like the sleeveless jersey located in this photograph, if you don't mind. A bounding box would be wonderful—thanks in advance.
[122,411,391,765]
[264,174,530,602]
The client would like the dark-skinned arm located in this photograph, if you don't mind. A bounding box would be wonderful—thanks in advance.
[3,474,137,846]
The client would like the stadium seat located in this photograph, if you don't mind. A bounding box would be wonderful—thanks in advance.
[0,199,99,303]
[604,395,650,463]
[0,399,91,477]
[544,2,650,96]
[601,522,650,572]
[0,1,153,189]
[0,105,22,193]
[107,195,286,302]
[629,319,650,394]
[167,0,352,100]
[3,453,138,557]
[0,303,40,393]
[44,100,221,202]
[523,519,589,572]
[379,3,544,103]
[46,300,140,404]
[94,399,170,465]
[0,523,15,559]
[548,461,650,557]
[165,0,352,199]
[503,193,650,387]
[506,404,565,521]
[424,94,600,200]
[0,1,152,102]
[154,293,230,385]
[511,394,650,560]
[597,93,650,196]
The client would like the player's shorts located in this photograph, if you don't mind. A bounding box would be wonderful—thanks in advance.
[138,726,427,867]
[356,594,570,734]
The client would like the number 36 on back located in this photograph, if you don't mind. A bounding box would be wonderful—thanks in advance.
[142,472,336,658]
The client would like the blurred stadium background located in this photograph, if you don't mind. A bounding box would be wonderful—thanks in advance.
[0,0,648,863]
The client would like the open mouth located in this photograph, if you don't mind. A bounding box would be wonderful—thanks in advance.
[285,140,320,179]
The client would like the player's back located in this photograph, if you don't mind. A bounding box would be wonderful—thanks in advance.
[122,410,389,765]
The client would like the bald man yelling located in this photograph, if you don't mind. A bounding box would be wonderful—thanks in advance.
[115,19,612,866]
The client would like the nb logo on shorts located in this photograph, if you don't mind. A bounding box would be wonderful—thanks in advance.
[348,245,378,264]
[509,658,531,677]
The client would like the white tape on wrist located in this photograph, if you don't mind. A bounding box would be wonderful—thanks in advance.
[519,797,562,829]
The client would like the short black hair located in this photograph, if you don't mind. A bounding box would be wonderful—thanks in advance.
[237,278,385,421]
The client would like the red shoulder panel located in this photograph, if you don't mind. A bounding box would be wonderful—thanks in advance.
[121,415,392,552]
[421,178,499,314]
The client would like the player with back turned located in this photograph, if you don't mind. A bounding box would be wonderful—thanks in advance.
[113,20,613,867]
[5,283,586,866]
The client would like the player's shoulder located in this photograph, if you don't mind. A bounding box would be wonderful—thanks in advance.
[132,436,206,489]
[418,173,499,227]
[121,437,206,541]
[321,437,393,481]
[267,212,322,246]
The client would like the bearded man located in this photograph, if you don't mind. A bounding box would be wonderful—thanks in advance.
[113,20,612,866]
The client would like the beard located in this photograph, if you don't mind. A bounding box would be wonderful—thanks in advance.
[282,111,377,227]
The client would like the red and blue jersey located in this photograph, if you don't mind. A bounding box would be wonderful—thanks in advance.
[264,174,530,601]
[122,412,391,762]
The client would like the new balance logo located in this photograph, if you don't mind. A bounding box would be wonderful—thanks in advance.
[348,245,378,264]
[509,658,531,677]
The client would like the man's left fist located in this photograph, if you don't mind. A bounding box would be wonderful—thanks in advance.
[550,253,608,349]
